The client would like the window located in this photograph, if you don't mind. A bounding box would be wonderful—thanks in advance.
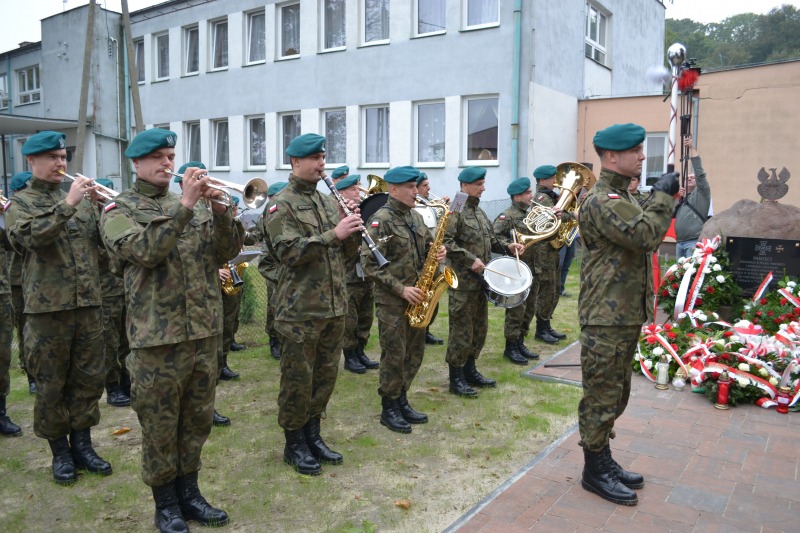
[416,0,445,36]
[183,26,199,75]
[185,122,201,163]
[324,109,346,164]
[585,4,608,65]
[464,96,498,162]
[210,19,229,70]
[643,133,667,189]
[246,10,266,64]
[322,0,346,50]
[134,39,145,83]
[363,106,389,164]
[416,101,445,164]
[154,33,169,80]
[280,113,301,165]
[364,0,389,43]
[279,3,301,58]
[0,73,8,109]
[248,116,267,167]
[465,0,498,28]
[17,66,41,105]
[212,119,230,168]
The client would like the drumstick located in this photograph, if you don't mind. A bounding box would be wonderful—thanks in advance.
[483,266,516,280]
[511,230,521,275]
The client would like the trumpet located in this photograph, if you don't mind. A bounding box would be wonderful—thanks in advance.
[166,170,268,210]
[57,170,117,203]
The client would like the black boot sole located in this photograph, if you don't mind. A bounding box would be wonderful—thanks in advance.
[344,366,367,374]
[581,479,638,506]
[73,461,113,476]
[535,335,559,344]
[620,480,645,489]
[54,476,77,486]
[0,430,22,437]
[465,380,496,388]
[504,355,528,366]
[448,388,478,398]
[283,457,322,476]
[380,418,412,434]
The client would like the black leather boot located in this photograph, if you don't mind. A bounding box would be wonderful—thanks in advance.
[283,428,321,476]
[0,396,22,436]
[175,471,229,527]
[535,318,560,344]
[397,390,428,424]
[516,337,539,360]
[303,417,343,464]
[463,357,496,388]
[219,354,240,380]
[229,340,246,351]
[48,436,76,485]
[425,329,444,345]
[269,336,281,360]
[581,447,638,505]
[356,341,379,369]
[343,348,366,374]
[152,482,189,533]
[448,364,478,398]
[213,410,231,427]
[380,396,412,433]
[503,339,528,365]
[546,320,567,340]
[70,428,112,475]
[602,446,644,489]
[26,371,36,394]
[106,383,131,407]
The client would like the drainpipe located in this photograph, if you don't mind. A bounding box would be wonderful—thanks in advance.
[510,0,522,181]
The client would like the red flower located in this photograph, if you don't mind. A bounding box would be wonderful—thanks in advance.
[646,336,657,344]
[672,283,679,289]
[723,331,733,338]
[753,317,760,324]
[780,297,788,305]
[661,289,669,297]
[767,311,774,317]
[774,318,782,324]
[760,298,768,305]
[756,311,762,317]
[664,323,672,331]
[695,298,703,306]
[686,333,695,338]
[719,353,729,360]
[706,286,715,294]
[670,343,678,350]
[711,372,720,379]
[794,307,800,314]
[667,331,677,339]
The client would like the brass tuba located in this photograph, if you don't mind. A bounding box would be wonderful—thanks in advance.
[515,162,596,249]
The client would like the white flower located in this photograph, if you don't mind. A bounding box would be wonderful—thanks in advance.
[737,377,750,387]
[788,281,797,288]
[713,264,722,272]
[769,377,780,386]
[738,363,750,372]
[709,256,718,263]
[653,347,664,356]
[730,335,740,342]
[758,368,769,377]
[678,312,687,319]
[677,257,686,265]
[634,352,640,361]
[644,360,653,370]
[683,262,692,270]
[716,275,725,283]
[703,267,712,274]
[698,313,708,322]
[743,305,751,311]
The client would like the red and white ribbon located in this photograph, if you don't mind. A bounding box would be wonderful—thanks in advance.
[752,272,773,302]
[777,288,800,308]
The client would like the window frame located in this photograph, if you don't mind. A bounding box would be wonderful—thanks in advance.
[0,73,9,110]
[414,100,446,167]
[184,121,201,163]
[134,39,145,83]
[322,108,347,166]
[246,115,267,169]
[211,118,230,170]
[361,104,390,167]
[320,0,347,52]
[210,18,229,71]
[279,112,302,167]
[585,3,609,66]
[642,133,668,190]
[183,25,199,76]
[462,95,500,166]
[362,0,390,46]
[278,2,301,60]
[154,32,170,81]
[414,0,446,38]
[16,65,41,105]
[245,9,267,65]
[462,0,500,31]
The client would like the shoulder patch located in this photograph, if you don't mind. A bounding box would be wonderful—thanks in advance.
[499,214,506,220]
[103,215,138,243]
[608,199,643,226]
[607,193,620,199]
[268,204,277,214]
[371,221,379,227]
[104,201,117,212]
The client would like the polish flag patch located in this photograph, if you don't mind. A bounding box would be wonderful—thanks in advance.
[371,221,380,227]
[2,199,10,211]
[499,215,506,220]
[104,202,117,212]
[607,193,620,199]
[268,204,277,214]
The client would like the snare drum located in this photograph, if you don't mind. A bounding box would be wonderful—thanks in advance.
[413,205,439,230]
[482,257,533,309]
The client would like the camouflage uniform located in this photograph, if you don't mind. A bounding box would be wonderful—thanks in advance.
[257,213,279,338]
[530,186,567,325]
[100,180,242,486]
[5,178,104,440]
[98,247,128,388]
[266,175,358,431]
[1,229,13,397]
[343,252,374,352]
[444,195,511,367]
[8,249,26,371]
[577,169,672,452]
[219,279,242,368]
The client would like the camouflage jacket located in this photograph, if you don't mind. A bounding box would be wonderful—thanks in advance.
[98,238,124,297]
[256,213,280,284]
[444,195,510,292]
[361,196,429,306]
[266,175,359,320]
[492,201,535,265]
[532,186,574,268]
[5,177,102,313]
[577,169,673,326]
[7,249,23,287]
[100,180,243,348]
[0,228,11,295]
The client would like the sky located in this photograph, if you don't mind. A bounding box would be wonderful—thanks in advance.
[1,0,800,53]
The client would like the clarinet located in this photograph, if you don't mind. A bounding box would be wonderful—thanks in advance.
[321,173,389,269]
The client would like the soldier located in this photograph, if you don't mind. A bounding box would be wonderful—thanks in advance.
[218,195,244,382]
[578,123,678,506]
[101,129,241,530]
[416,172,449,346]
[1,205,22,436]
[6,131,111,485]
[443,167,525,397]
[330,165,349,183]
[258,181,287,360]
[492,177,539,365]
[266,133,361,476]
[338,174,379,374]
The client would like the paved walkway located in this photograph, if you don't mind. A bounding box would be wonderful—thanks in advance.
[446,341,799,533]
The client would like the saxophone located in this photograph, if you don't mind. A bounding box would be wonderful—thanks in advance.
[221,261,247,296]
[405,192,467,328]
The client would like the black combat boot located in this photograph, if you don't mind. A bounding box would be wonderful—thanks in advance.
[355,341,379,369]
[283,428,321,476]
[581,447,638,505]
[303,417,343,465]
[26,370,36,394]
[516,337,540,360]
[229,340,246,351]
[48,436,76,485]
[535,318,560,344]
[463,357,497,388]
[119,371,131,397]
[380,396,412,433]
[269,336,281,360]
[219,354,240,381]
[397,390,428,424]
[545,320,567,340]
[343,348,366,374]
[602,446,644,489]
[425,329,444,345]
[152,482,189,533]
[213,410,231,427]
[175,471,229,527]
[448,365,478,398]
[503,339,528,365]
[70,428,112,475]
[0,396,22,437]
[106,382,131,407]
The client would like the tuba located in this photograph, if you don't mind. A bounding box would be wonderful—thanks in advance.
[221,261,247,296]
[358,174,388,198]
[515,162,596,249]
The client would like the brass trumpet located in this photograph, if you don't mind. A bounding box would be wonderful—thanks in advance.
[166,170,268,210]
[57,170,117,202]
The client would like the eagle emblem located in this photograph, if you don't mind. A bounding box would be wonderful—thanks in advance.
[756,167,790,202]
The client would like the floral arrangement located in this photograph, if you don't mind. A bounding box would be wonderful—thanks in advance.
[739,276,800,335]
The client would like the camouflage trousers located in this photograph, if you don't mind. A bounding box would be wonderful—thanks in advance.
[445,289,488,368]
[0,294,12,396]
[343,281,374,350]
[128,335,218,487]
[578,324,641,452]
[275,317,343,431]
[376,303,425,399]
[504,281,537,340]
[220,291,242,367]
[529,265,560,321]
[25,307,104,440]
[264,279,277,337]
[102,294,129,385]
[11,285,26,370]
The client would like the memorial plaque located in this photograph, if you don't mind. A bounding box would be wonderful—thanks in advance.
[726,237,800,297]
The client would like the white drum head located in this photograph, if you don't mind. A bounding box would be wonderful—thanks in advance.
[483,257,532,295]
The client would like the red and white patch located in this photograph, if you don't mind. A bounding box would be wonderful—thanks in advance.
[499,215,506,220]
[2,200,10,211]
[371,221,380,227]
[607,193,620,199]
[104,201,117,212]
[268,204,277,214]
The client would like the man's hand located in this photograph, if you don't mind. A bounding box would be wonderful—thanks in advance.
[180,167,208,210]
[470,257,485,273]
[683,135,696,156]
[401,286,425,305]
[334,214,363,241]
[435,245,446,264]
[219,268,231,282]
[508,243,525,256]
[651,171,680,196]
[65,174,95,207]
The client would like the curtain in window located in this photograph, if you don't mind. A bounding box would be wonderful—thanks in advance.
[135,41,145,81]
[417,103,445,162]
[418,0,445,34]
[324,0,346,49]
[365,107,389,163]
[325,110,347,164]
[186,123,201,163]
[213,22,228,68]
[467,98,498,160]
[365,0,389,42]
[248,13,266,62]
[282,114,301,165]
[214,121,229,167]
[185,28,199,73]
[281,4,300,56]
[157,35,169,78]
[467,0,498,26]
[249,118,266,166]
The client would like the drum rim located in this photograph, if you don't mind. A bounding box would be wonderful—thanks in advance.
[483,257,532,295]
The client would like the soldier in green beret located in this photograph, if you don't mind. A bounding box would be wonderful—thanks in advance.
[330,165,349,183]
[266,133,362,476]
[101,128,242,530]
[577,123,678,506]
[257,182,288,359]
[0,203,22,436]
[5,131,111,484]
[443,167,525,397]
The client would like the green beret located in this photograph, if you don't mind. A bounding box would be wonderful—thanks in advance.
[334,175,360,191]
[416,172,428,185]
[533,165,557,180]
[232,196,240,206]
[125,128,178,159]
[267,182,288,197]
[593,123,646,151]
[10,172,33,192]
[95,178,114,190]
[22,131,67,155]
[458,167,486,183]
[507,177,531,196]
[285,133,325,158]
[331,165,349,179]
[175,161,206,182]
[384,166,420,184]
